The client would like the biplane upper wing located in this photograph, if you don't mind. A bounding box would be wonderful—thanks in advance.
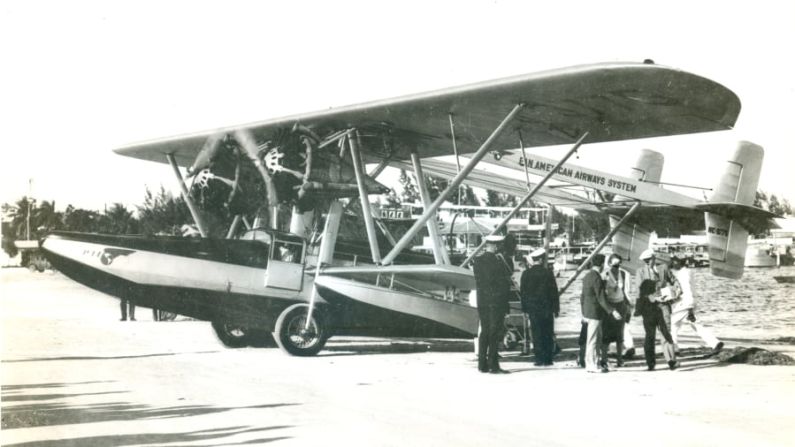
[389,158,601,212]
[114,62,740,167]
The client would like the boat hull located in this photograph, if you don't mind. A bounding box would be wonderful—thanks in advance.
[42,232,480,341]
[42,233,302,329]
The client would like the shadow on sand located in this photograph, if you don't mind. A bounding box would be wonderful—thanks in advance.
[3,426,291,447]
[1,381,299,445]
[1,393,298,430]
[321,337,475,356]
[3,351,222,363]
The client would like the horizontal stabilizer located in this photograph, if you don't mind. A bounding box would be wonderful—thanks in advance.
[696,203,778,233]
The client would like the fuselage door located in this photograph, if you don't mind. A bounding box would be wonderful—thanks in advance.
[265,237,306,290]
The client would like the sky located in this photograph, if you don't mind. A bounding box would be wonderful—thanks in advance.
[1,0,794,214]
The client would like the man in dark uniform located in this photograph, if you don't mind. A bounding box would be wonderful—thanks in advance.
[520,248,560,366]
[120,297,136,321]
[472,235,512,374]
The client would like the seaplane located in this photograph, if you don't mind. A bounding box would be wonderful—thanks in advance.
[40,61,776,356]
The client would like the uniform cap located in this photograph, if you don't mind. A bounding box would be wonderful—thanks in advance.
[639,249,655,260]
[484,235,505,243]
[530,248,546,259]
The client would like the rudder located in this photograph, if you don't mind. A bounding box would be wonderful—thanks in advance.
[705,141,764,279]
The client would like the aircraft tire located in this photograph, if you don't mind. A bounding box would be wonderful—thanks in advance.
[274,304,329,356]
[211,321,250,348]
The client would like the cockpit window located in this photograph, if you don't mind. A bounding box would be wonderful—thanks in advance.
[241,230,273,244]
[272,240,303,264]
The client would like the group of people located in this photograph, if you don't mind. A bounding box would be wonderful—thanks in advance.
[472,236,723,374]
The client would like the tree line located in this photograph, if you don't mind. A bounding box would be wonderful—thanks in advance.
[1,187,191,258]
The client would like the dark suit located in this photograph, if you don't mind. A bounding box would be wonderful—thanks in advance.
[520,264,560,364]
[120,298,135,321]
[580,268,614,371]
[473,250,512,372]
[636,262,676,368]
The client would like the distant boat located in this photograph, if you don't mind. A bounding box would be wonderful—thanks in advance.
[773,276,795,284]
[745,240,781,267]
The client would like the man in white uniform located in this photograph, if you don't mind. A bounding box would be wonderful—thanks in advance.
[669,257,724,355]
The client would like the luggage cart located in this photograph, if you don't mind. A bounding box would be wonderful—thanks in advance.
[503,301,531,354]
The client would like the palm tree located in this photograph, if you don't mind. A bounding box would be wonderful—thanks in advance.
[2,197,35,239]
[137,187,191,235]
[34,200,61,234]
[104,203,138,234]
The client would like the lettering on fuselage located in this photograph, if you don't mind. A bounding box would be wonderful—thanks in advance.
[517,156,637,193]
[707,226,729,237]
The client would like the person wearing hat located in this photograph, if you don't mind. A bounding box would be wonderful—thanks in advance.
[520,248,560,366]
[472,234,513,374]
[635,249,679,370]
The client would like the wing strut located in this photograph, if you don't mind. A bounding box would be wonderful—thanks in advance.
[460,131,588,267]
[349,131,382,263]
[517,130,532,191]
[448,113,462,205]
[166,153,209,237]
[305,200,343,330]
[411,151,450,265]
[380,103,526,265]
[368,158,390,178]
[557,201,642,296]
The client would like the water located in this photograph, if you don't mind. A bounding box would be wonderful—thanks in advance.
[549,265,795,341]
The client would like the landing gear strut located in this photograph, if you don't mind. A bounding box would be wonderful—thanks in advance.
[274,304,329,356]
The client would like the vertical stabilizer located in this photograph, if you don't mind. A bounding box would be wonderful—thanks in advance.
[706,141,764,279]
[610,149,662,274]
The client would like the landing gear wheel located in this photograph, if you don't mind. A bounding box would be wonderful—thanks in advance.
[211,321,250,348]
[274,304,329,356]
[153,309,177,321]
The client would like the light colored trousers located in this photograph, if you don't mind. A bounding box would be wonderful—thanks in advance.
[671,309,720,350]
[623,325,635,351]
[584,318,606,371]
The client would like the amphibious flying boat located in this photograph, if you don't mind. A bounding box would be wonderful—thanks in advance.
[41,61,771,356]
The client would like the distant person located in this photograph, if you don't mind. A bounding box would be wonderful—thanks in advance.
[473,235,513,374]
[278,244,297,263]
[669,257,724,355]
[520,248,560,366]
[120,297,136,321]
[635,249,679,370]
[495,227,517,272]
[601,254,631,367]
[580,254,622,373]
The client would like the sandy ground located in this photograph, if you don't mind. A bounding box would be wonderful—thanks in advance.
[1,268,794,447]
